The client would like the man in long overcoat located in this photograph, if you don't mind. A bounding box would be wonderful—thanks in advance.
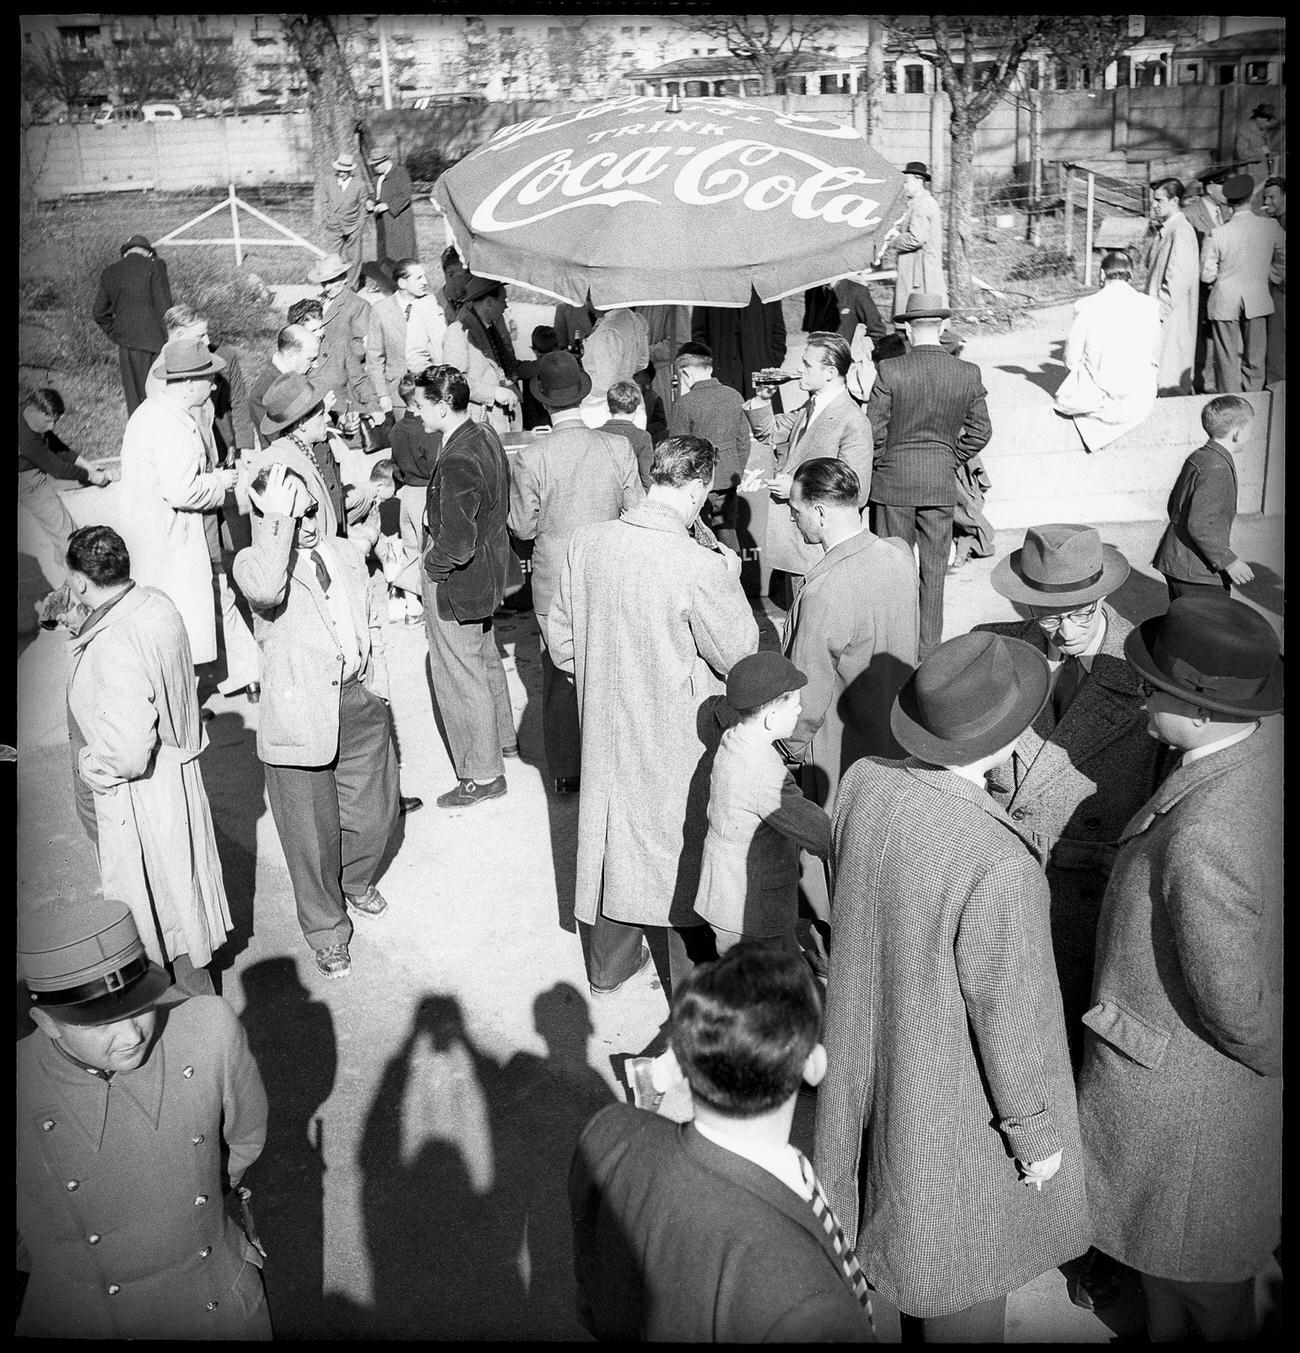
[815,631,1090,1340]
[93,233,173,415]
[979,524,1173,1069]
[1144,178,1201,395]
[367,148,419,269]
[64,525,231,996]
[1078,595,1282,1342]
[549,435,758,998]
[692,290,787,403]
[325,152,368,287]
[880,161,946,318]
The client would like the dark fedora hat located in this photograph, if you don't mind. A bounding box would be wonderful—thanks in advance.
[1124,594,1282,718]
[368,147,394,167]
[1198,164,1233,186]
[991,523,1129,608]
[894,290,951,322]
[460,273,504,304]
[530,350,593,408]
[1251,103,1276,120]
[891,632,1051,765]
[160,336,227,382]
[1223,173,1256,204]
[259,372,325,437]
[20,900,171,1027]
[726,651,807,713]
[902,160,931,180]
[120,233,155,256]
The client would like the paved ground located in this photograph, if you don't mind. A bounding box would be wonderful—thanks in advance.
[16,309,1284,1339]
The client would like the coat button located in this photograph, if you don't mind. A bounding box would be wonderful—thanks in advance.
[1084,815,1102,830]
[1010,808,1027,821]
[206,1301,219,1311]
[107,1284,121,1295]
[192,1133,205,1145]
[42,1119,56,1132]
[194,1194,208,1206]
[182,1066,195,1078]
[199,1246,212,1258]
[66,1180,80,1191]
[88,1234,102,1245]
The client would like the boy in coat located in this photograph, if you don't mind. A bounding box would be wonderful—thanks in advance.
[1152,394,1256,602]
[815,631,1090,1340]
[570,942,875,1342]
[1078,595,1282,1341]
[17,901,270,1339]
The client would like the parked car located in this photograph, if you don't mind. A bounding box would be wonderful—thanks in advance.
[91,102,183,126]
[142,103,184,121]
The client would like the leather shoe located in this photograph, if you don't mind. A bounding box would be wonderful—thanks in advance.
[553,776,581,794]
[245,682,261,704]
[590,939,651,997]
[623,1056,665,1113]
[344,885,388,920]
[436,776,507,809]
[399,795,423,815]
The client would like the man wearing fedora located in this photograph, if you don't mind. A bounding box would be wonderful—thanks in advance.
[234,458,399,980]
[17,900,271,1338]
[508,350,642,794]
[1235,103,1283,180]
[877,162,947,322]
[366,147,418,271]
[325,151,367,287]
[63,524,233,998]
[814,631,1090,1342]
[1077,595,1282,1342]
[118,337,238,680]
[1200,172,1287,392]
[307,252,384,432]
[980,524,1172,1071]
[94,233,173,416]
[865,293,992,657]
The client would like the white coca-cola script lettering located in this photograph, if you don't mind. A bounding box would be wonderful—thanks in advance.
[469,139,888,234]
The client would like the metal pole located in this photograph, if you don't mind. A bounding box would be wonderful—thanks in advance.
[1028,85,1043,247]
[1064,163,1075,259]
[229,183,243,268]
[1084,171,1096,287]
[377,15,393,112]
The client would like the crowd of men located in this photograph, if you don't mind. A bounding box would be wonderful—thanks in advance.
[16,145,1282,1341]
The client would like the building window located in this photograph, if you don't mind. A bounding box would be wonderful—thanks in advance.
[1053,61,1071,90]
[499,26,514,37]
[903,64,924,93]
[685,80,707,97]
[1216,64,1235,85]
[639,27,651,37]
[1177,62,1199,85]
[1245,61,1269,84]
[884,65,898,94]
[621,26,634,37]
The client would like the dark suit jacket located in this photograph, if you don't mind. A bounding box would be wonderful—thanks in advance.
[865,347,992,506]
[667,377,752,492]
[423,417,511,622]
[316,288,380,416]
[601,417,655,489]
[1151,439,1240,583]
[570,1104,873,1342]
[692,294,787,401]
[93,253,173,353]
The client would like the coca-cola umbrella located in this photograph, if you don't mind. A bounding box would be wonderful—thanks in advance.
[432,94,905,308]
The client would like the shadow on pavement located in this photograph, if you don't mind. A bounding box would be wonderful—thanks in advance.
[996,340,1067,397]
[237,957,338,1339]
[355,987,612,1338]
[1101,564,1172,630]
[1237,560,1284,618]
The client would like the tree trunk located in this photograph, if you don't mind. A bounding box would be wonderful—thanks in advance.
[866,22,885,147]
[757,56,777,97]
[946,117,976,307]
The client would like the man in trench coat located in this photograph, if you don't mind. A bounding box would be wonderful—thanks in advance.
[63,525,232,996]
[1077,595,1282,1342]
[367,147,419,270]
[815,631,1090,1341]
[879,161,947,319]
[549,435,758,998]
[1143,178,1201,396]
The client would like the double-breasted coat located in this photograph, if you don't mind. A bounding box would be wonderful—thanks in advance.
[782,529,919,809]
[891,188,947,315]
[119,397,228,665]
[815,758,1091,1319]
[17,996,270,1339]
[549,500,758,927]
[67,585,232,970]
[1143,210,1201,395]
[373,162,418,264]
[1078,724,1282,1282]
[980,608,1173,1061]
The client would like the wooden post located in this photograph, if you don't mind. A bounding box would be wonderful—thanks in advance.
[229,183,243,268]
[1028,85,1043,246]
[1064,163,1075,259]
[1083,171,1096,287]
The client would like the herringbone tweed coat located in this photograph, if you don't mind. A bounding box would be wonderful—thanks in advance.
[549,501,758,927]
[1078,723,1283,1283]
[979,607,1174,1063]
[815,758,1091,1319]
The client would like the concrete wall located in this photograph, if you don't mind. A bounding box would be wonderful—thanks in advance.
[23,86,1286,200]
[980,386,1279,530]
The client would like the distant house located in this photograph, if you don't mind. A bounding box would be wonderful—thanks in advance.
[1169,27,1286,87]
[628,50,867,99]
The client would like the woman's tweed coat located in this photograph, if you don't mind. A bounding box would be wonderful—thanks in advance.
[814,758,1091,1319]
[1077,723,1282,1282]
[549,501,758,927]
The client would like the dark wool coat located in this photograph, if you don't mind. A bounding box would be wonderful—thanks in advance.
[1077,723,1282,1283]
[93,252,173,353]
[815,758,1091,1319]
[979,607,1175,1062]
[692,294,787,402]
[375,163,418,263]
[571,1104,873,1342]
[1152,439,1241,584]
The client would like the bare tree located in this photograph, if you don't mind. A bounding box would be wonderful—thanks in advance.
[157,34,243,107]
[20,34,107,115]
[881,15,1053,305]
[282,14,368,231]
[545,20,615,98]
[109,37,180,104]
[668,13,843,95]
[1042,16,1135,90]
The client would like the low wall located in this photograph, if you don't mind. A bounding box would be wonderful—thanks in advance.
[980,386,1278,530]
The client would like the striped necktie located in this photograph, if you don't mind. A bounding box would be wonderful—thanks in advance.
[791,392,816,451]
[795,1150,874,1323]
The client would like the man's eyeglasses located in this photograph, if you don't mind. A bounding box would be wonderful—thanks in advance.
[1031,601,1099,630]
[300,501,319,518]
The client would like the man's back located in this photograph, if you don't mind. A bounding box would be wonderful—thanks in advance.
[866,348,991,506]
[1204,211,1285,318]
[94,254,170,351]
[670,378,751,488]
[602,417,655,488]
[570,1103,871,1343]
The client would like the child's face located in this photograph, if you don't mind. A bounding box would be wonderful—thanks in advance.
[764,689,802,741]
[372,480,396,501]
